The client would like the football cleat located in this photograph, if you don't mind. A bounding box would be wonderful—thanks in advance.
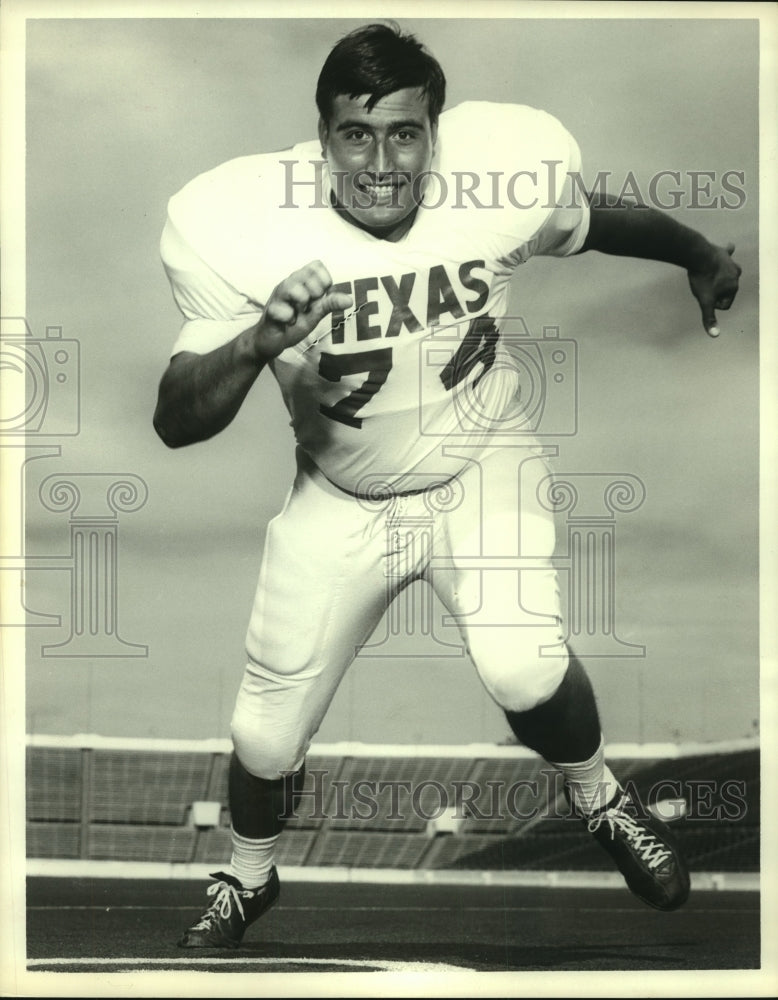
[581,789,690,911]
[177,867,280,948]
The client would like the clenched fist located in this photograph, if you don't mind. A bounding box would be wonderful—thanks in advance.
[253,260,354,360]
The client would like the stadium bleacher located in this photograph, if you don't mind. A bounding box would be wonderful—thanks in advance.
[25,737,759,875]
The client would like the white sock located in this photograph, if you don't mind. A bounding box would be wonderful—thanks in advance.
[230,830,279,890]
[551,736,621,816]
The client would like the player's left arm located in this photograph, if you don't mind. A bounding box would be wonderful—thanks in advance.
[578,192,742,338]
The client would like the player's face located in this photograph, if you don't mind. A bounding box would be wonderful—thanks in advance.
[319,88,437,242]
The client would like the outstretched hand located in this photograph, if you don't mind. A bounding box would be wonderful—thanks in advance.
[254,260,354,360]
[687,242,742,338]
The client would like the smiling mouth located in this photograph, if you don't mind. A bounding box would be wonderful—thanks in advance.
[354,177,406,204]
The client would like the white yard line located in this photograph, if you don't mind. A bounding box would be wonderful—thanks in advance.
[26,956,476,974]
[25,859,760,891]
[25,733,759,758]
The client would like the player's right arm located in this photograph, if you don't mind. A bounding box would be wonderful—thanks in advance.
[153,261,352,448]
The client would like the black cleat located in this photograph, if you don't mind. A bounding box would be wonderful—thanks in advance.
[178,867,280,948]
[581,789,690,911]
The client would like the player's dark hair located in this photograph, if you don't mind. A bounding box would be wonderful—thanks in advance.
[316,22,446,127]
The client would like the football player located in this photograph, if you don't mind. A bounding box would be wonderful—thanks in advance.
[154,23,741,947]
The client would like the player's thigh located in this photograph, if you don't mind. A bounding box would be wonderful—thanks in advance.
[431,446,568,709]
[245,459,389,677]
[234,460,392,776]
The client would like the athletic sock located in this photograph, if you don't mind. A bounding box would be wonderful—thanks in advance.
[230,830,279,890]
[550,736,621,816]
[228,753,305,838]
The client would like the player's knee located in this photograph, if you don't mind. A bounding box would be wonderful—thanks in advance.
[486,659,568,712]
[230,705,305,781]
[475,632,569,712]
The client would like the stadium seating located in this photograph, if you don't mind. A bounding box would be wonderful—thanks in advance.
[25,740,759,874]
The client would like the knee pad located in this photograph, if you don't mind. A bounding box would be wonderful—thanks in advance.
[473,626,569,713]
[230,693,307,781]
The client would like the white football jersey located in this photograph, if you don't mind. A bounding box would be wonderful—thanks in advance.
[161,101,589,493]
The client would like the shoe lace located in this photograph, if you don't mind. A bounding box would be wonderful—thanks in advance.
[190,879,246,930]
[587,793,672,870]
